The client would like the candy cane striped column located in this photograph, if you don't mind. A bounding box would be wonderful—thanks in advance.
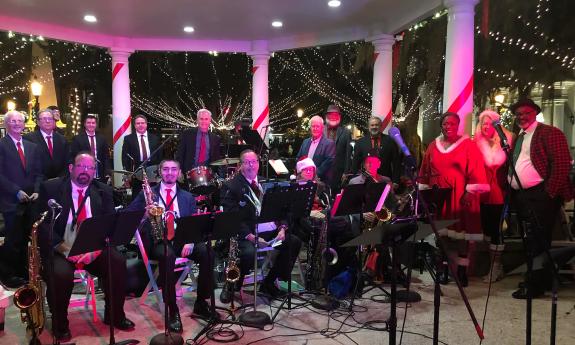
[109,48,133,186]
[250,49,270,140]
[371,35,395,133]
[442,0,479,135]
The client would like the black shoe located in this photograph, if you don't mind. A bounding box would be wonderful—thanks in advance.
[103,317,135,330]
[219,283,233,304]
[259,280,286,299]
[193,299,215,319]
[1,276,26,289]
[168,311,183,333]
[53,328,72,342]
[457,265,468,287]
[512,286,544,299]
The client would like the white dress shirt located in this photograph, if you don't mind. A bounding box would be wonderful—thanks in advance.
[8,134,25,154]
[137,131,151,161]
[307,136,321,159]
[509,121,544,190]
[63,182,92,257]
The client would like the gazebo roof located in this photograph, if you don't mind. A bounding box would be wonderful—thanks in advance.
[0,0,442,52]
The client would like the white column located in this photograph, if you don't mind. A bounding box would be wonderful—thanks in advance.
[109,48,133,187]
[250,41,270,140]
[442,0,479,135]
[370,34,395,133]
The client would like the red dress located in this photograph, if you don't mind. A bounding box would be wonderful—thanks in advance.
[419,135,489,240]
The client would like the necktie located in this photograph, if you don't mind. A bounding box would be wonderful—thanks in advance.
[46,135,53,158]
[76,189,87,229]
[198,132,207,164]
[250,180,262,199]
[165,189,175,240]
[16,141,26,168]
[509,132,526,176]
[140,135,148,161]
[89,135,96,156]
[371,136,380,149]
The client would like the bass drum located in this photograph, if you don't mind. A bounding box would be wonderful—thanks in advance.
[187,166,218,195]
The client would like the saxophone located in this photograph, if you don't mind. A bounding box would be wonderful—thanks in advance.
[142,168,164,243]
[14,211,49,335]
[225,236,241,283]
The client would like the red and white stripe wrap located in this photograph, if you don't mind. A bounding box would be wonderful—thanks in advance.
[370,35,395,133]
[251,51,270,139]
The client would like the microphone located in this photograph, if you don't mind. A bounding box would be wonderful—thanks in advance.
[388,127,411,157]
[48,199,62,209]
[491,120,510,150]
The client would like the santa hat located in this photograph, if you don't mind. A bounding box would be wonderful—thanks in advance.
[296,157,316,173]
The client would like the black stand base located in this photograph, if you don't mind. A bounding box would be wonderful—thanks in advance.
[149,333,183,345]
[310,294,340,311]
[238,311,271,329]
[396,290,421,303]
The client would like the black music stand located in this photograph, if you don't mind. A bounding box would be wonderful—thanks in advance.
[69,210,145,345]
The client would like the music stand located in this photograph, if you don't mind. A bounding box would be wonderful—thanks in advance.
[69,210,145,345]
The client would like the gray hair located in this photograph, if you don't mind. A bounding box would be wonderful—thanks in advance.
[310,115,324,125]
[368,116,382,124]
[197,108,212,118]
[4,110,25,123]
[37,109,54,119]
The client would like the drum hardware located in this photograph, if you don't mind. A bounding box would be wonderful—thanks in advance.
[186,166,218,195]
[210,157,240,166]
[134,164,161,184]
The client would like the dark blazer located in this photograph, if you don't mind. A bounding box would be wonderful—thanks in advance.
[324,125,352,189]
[24,130,69,179]
[121,132,163,172]
[69,132,111,178]
[352,134,402,183]
[296,136,336,183]
[0,136,43,212]
[176,128,221,174]
[37,177,114,255]
[220,173,262,239]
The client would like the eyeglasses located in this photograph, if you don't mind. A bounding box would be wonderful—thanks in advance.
[514,110,536,117]
[242,160,259,166]
[38,118,54,122]
[74,165,96,171]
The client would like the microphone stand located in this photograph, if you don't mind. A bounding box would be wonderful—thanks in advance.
[133,134,176,179]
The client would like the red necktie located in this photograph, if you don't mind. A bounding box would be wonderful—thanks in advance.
[46,135,53,158]
[250,180,262,199]
[140,135,148,161]
[76,189,87,228]
[198,132,206,164]
[89,135,96,156]
[165,189,175,240]
[17,141,26,168]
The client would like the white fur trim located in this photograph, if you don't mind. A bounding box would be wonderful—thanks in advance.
[418,183,431,190]
[476,137,508,168]
[466,183,490,194]
[435,134,469,154]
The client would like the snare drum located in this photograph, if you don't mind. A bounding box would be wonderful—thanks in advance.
[187,166,218,195]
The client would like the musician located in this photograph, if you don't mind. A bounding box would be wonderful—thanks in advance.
[69,115,111,182]
[121,114,163,198]
[176,108,221,175]
[0,111,43,288]
[296,115,336,185]
[37,153,133,341]
[219,149,302,301]
[24,109,70,179]
[324,105,352,192]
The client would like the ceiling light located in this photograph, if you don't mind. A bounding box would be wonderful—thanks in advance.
[83,14,97,23]
[183,26,195,33]
[271,21,283,28]
[328,0,341,7]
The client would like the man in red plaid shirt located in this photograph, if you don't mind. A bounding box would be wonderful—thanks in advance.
[508,98,573,299]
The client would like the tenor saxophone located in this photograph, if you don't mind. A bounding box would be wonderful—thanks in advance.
[142,168,164,243]
[13,211,49,335]
[225,236,241,283]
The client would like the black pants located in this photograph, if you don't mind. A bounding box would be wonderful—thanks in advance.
[0,203,35,278]
[42,248,127,332]
[149,241,212,310]
[480,203,504,246]
[511,184,561,291]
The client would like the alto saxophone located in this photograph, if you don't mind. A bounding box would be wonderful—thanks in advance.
[142,168,164,243]
[14,211,49,335]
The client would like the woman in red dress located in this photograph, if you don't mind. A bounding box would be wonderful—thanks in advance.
[419,112,489,285]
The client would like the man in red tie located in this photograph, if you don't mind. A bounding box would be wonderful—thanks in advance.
[70,115,111,183]
[24,109,70,179]
[126,159,213,331]
[36,152,134,341]
[0,111,43,288]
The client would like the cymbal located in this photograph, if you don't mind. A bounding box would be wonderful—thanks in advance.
[112,169,132,174]
[210,157,240,166]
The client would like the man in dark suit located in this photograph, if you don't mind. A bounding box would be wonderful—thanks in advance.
[36,152,134,341]
[70,115,111,182]
[0,111,43,288]
[324,105,352,192]
[24,109,69,179]
[125,159,213,332]
[296,115,336,184]
[352,116,402,184]
[219,150,302,302]
[508,99,574,299]
[176,109,221,178]
[121,114,163,198]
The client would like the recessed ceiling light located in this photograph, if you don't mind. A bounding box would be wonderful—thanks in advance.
[83,14,97,23]
[183,26,195,33]
[271,21,283,28]
[328,0,341,7]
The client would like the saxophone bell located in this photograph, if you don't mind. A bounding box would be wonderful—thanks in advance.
[322,247,338,266]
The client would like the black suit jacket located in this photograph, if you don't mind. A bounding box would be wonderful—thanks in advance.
[0,136,43,212]
[296,136,336,183]
[121,132,163,172]
[324,126,352,189]
[220,173,262,239]
[24,130,69,179]
[37,177,115,256]
[176,128,221,174]
[352,134,402,183]
[70,132,111,178]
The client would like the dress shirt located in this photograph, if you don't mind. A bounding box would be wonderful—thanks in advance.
[247,177,276,232]
[86,131,98,157]
[194,130,211,167]
[62,181,92,256]
[137,131,151,161]
[40,130,54,148]
[8,134,25,154]
[510,121,544,190]
[307,136,321,159]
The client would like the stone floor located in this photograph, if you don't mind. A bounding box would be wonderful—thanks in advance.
[1,270,574,345]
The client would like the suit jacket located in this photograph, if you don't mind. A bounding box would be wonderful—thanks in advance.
[176,128,221,174]
[352,134,402,183]
[324,125,352,189]
[37,177,114,256]
[121,132,163,172]
[24,130,69,179]
[0,136,43,212]
[69,132,111,178]
[296,136,336,183]
[220,173,263,239]
[519,123,573,202]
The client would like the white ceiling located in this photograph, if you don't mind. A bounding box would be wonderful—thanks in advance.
[0,0,443,51]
